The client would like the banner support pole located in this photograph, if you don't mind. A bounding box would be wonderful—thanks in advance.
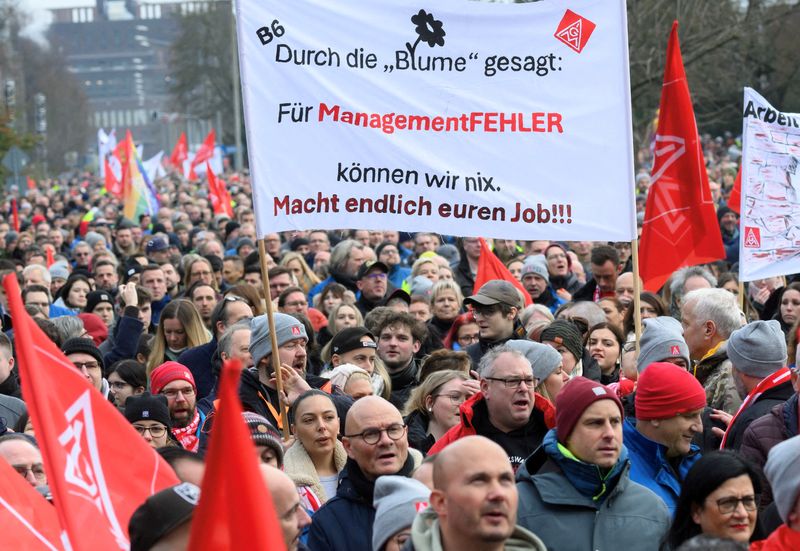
[258,238,290,439]
[738,280,745,311]
[631,238,643,355]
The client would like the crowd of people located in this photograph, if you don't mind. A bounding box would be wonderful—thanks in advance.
[2,132,800,550]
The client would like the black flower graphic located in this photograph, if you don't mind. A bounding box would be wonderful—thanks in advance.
[405,9,446,59]
[411,9,446,48]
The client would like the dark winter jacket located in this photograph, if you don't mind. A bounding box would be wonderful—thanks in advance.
[427,391,555,471]
[388,359,420,412]
[740,393,799,509]
[516,431,670,551]
[453,256,475,299]
[465,319,527,368]
[404,409,436,455]
[100,306,144,368]
[177,337,218,400]
[549,272,583,296]
[723,379,794,451]
[307,453,420,551]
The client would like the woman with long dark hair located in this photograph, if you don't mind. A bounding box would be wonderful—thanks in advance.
[663,451,761,550]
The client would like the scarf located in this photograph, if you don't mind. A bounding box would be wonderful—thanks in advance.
[346,452,416,503]
[720,367,791,448]
[173,409,201,452]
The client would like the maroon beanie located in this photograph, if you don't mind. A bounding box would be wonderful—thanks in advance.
[555,377,623,443]
[635,362,706,421]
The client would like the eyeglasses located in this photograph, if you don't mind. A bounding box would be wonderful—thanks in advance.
[485,376,534,389]
[345,423,406,445]
[133,424,168,438]
[434,392,468,405]
[547,253,567,260]
[472,305,500,317]
[73,361,100,370]
[161,387,195,399]
[712,495,757,514]
[365,273,387,281]
[13,464,46,481]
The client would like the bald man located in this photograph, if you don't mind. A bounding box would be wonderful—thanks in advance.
[261,465,311,551]
[406,436,545,550]
[308,396,422,551]
[614,272,638,307]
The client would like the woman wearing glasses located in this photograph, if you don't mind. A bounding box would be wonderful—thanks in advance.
[663,451,761,549]
[402,370,474,454]
[124,392,179,449]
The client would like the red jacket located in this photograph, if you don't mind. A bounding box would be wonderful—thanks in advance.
[428,391,556,456]
[751,525,800,550]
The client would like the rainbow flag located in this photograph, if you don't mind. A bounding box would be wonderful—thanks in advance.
[121,131,159,221]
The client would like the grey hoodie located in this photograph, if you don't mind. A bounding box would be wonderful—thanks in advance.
[408,507,546,551]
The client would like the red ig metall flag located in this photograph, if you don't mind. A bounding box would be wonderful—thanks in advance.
[188,129,216,180]
[639,21,724,292]
[170,131,188,168]
[2,274,179,550]
[206,162,234,218]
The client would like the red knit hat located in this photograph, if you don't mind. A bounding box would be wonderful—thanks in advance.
[150,361,196,395]
[555,377,623,443]
[635,362,706,421]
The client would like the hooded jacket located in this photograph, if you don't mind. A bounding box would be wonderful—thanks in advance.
[407,507,547,551]
[622,419,701,515]
[693,341,742,414]
[515,430,670,551]
[284,438,348,503]
[427,391,556,471]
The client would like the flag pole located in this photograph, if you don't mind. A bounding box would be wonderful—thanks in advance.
[258,238,290,439]
[631,238,643,354]
[738,280,745,311]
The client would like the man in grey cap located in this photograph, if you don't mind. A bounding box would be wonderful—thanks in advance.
[758,435,800,546]
[723,320,792,450]
[636,316,691,372]
[463,280,527,368]
[239,313,352,429]
[521,256,565,314]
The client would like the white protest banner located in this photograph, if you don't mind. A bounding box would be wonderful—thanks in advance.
[236,0,635,241]
[739,88,800,281]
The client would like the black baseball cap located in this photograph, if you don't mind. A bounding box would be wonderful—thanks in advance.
[331,327,377,355]
[129,482,200,551]
[356,261,389,281]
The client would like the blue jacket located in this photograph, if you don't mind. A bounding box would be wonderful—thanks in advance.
[307,465,374,551]
[516,430,670,551]
[622,419,701,515]
[102,308,144,367]
[150,295,171,325]
[388,265,411,289]
[49,303,75,318]
[177,338,217,400]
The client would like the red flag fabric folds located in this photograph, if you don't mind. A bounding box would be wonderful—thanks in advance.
[188,130,215,180]
[11,198,20,232]
[206,162,234,218]
[473,238,532,306]
[728,164,742,215]
[2,274,179,550]
[170,131,188,169]
[188,360,286,550]
[0,458,64,551]
[639,22,724,292]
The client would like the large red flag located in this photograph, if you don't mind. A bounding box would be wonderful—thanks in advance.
[104,156,123,198]
[10,198,20,232]
[728,164,742,215]
[473,238,532,306]
[169,131,188,168]
[188,130,216,180]
[206,162,234,218]
[2,274,179,550]
[639,22,724,292]
[188,360,286,550]
[0,458,64,550]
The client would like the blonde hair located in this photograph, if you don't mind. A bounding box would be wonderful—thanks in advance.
[326,302,363,337]
[411,257,439,279]
[147,299,211,374]
[403,369,467,417]
[280,252,321,294]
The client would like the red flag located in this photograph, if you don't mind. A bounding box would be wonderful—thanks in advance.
[188,130,216,180]
[728,164,742,215]
[26,176,36,190]
[104,156,123,198]
[639,22,724,292]
[188,360,286,550]
[2,274,179,550]
[0,458,64,550]
[206,163,234,218]
[45,246,55,268]
[473,238,532,306]
[170,131,188,168]
[10,198,20,232]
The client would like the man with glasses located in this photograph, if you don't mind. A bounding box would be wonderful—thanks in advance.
[72,241,93,269]
[463,280,526,368]
[0,433,47,489]
[428,346,555,472]
[308,396,422,551]
[516,378,669,549]
[623,362,706,514]
[62,337,109,397]
[150,361,205,452]
[355,261,390,316]
[376,241,411,289]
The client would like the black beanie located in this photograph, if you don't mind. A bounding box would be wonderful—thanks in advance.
[61,337,104,367]
[540,320,584,363]
[124,392,172,428]
[85,290,114,314]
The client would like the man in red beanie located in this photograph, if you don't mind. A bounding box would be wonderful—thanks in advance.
[516,377,670,550]
[622,362,707,514]
[150,361,205,452]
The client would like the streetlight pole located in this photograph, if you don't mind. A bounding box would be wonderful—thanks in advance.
[231,0,244,171]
